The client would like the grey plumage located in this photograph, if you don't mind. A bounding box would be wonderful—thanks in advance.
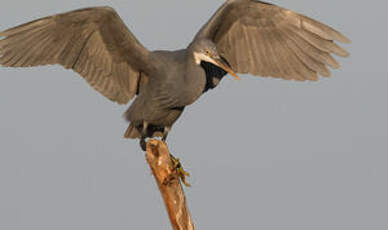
[0,7,149,104]
[194,0,350,81]
[0,0,350,149]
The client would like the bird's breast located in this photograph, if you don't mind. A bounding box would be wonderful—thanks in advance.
[179,66,207,105]
[149,50,206,107]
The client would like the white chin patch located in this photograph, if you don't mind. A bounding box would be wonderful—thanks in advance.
[194,52,218,66]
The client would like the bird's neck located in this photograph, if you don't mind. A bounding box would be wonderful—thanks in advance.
[174,50,207,104]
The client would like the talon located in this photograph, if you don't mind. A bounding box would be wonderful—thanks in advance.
[170,154,191,187]
[140,138,147,151]
[177,167,191,187]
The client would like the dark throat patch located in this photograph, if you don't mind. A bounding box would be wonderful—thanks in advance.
[200,56,231,93]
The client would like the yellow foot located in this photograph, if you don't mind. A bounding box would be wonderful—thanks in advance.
[170,154,191,187]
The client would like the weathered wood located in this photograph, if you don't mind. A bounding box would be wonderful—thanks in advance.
[146,140,196,230]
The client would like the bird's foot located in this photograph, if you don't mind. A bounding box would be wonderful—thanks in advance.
[140,138,147,151]
[170,154,191,187]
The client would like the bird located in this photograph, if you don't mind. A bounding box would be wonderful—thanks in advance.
[0,0,350,151]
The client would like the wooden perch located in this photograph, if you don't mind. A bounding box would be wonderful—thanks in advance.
[146,139,196,230]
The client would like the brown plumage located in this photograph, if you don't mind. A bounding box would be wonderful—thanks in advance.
[194,1,350,81]
[0,0,350,150]
[0,7,149,104]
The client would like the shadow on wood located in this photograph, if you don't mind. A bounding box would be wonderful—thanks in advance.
[146,139,196,230]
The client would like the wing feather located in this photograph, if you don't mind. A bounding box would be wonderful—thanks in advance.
[193,0,350,81]
[0,7,151,104]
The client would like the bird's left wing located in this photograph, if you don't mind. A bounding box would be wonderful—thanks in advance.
[0,7,152,104]
[193,0,350,81]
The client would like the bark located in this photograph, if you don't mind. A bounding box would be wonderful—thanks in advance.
[146,139,196,230]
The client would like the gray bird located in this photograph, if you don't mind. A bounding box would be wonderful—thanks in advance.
[0,0,350,151]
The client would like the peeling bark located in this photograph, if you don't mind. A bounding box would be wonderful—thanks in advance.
[146,140,196,230]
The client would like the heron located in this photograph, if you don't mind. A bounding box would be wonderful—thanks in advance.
[0,0,350,152]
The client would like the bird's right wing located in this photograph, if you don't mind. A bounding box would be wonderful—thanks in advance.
[0,7,151,104]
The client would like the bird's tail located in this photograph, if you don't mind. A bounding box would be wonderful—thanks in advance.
[124,123,141,139]
[124,123,165,139]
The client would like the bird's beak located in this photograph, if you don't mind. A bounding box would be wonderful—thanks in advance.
[213,57,241,80]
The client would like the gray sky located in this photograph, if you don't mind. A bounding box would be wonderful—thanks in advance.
[0,0,386,229]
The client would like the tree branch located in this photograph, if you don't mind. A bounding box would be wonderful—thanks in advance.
[146,139,196,230]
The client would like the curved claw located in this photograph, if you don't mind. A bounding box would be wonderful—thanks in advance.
[177,167,191,187]
[170,154,191,187]
[140,138,147,151]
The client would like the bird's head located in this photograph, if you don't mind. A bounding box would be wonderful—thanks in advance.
[192,39,240,80]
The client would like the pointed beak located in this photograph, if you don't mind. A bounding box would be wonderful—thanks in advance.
[213,57,241,80]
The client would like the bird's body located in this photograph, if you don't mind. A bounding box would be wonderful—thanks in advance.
[124,49,207,138]
[0,0,350,150]
[125,44,229,140]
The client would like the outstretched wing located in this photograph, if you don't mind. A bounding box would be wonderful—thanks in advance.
[0,7,151,104]
[193,0,350,81]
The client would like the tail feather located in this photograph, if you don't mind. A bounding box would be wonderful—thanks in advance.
[124,124,141,139]
[124,123,165,139]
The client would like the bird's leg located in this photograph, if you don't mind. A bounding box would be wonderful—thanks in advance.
[162,126,170,142]
[140,121,149,151]
[159,126,190,186]
[170,154,191,187]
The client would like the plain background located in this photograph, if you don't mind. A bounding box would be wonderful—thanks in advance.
[0,0,386,229]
